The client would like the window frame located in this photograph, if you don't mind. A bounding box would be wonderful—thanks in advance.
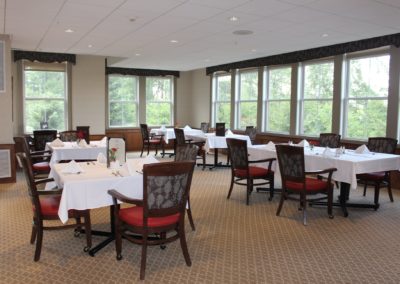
[211,72,232,128]
[235,68,258,130]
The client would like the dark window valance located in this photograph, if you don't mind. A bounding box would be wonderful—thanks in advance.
[13,50,76,64]
[106,67,179,78]
[206,33,400,75]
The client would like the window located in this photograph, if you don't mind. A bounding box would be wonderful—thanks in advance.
[23,62,68,133]
[264,66,291,133]
[236,70,258,129]
[145,77,174,126]
[212,74,231,128]
[344,54,389,139]
[299,61,334,136]
[108,75,138,128]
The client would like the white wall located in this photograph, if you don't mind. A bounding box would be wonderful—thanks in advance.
[0,35,13,144]
[71,55,106,135]
[176,70,192,126]
[190,68,211,127]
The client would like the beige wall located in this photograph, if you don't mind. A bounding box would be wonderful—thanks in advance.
[71,55,106,135]
[176,70,192,127]
[190,68,211,127]
[0,35,13,144]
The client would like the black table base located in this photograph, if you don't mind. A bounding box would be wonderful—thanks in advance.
[197,149,230,170]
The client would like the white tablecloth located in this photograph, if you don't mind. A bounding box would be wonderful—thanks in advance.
[186,133,252,152]
[150,128,205,144]
[46,141,107,166]
[248,145,400,189]
[49,157,158,223]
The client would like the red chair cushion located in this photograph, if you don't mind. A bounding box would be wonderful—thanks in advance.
[234,166,271,178]
[119,206,180,228]
[357,172,386,181]
[285,177,328,192]
[33,162,50,171]
[38,195,61,216]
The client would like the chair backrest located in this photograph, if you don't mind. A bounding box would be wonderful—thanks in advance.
[226,138,248,171]
[76,126,90,143]
[33,130,57,151]
[143,161,195,218]
[367,137,397,154]
[275,145,305,186]
[59,130,78,142]
[245,126,257,142]
[108,137,126,163]
[140,124,150,140]
[17,153,41,215]
[14,136,33,160]
[215,123,225,137]
[200,122,209,133]
[175,144,199,162]
[174,128,186,146]
[319,133,341,148]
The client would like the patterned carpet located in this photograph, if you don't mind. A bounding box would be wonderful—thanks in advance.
[1,152,400,283]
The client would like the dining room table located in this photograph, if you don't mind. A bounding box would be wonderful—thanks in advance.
[46,156,159,256]
[185,132,252,170]
[45,140,107,167]
[248,143,400,217]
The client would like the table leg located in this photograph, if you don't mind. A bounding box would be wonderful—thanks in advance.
[88,206,115,257]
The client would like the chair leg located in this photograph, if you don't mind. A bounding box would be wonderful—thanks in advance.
[387,181,394,202]
[227,175,234,199]
[140,144,145,157]
[246,179,253,205]
[269,177,274,201]
[34,221,43,261]
[202,152,206,170]
[327,185,333,219]
[363,183,367,196]
[186,199,195,231]
[276,192,285,216]
[374,183,380,209]
[30,219,37,244]
[140,235,148,280]
[179,224,192,267]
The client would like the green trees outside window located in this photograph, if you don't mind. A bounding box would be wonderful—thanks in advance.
[237,71,258,129]
[213,74,231,129]
[146,77,173,126]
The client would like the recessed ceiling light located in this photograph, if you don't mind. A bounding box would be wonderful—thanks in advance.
[129,18,136,22]
[229,16,239,22]
[135,53,141,56]
[88,44,93,48]
[170,39,178,43]
[65,28,74,33]
[322,33,329,38]
[233,30,253,36]
[251,49,257,52]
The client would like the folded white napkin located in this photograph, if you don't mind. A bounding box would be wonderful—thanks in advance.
[100,136,107,146]
[160,125,166,130]
[78,139,88,148]
[226,129,234,136]
[184,125,192,130]
[264,141,275,150]
[322,147,334,157]
[97,152,107,164]
[355,144,370,154]
[126,156,159,175]
[50,138,64,147]
[61,160,83,174]
[297,139,309,147]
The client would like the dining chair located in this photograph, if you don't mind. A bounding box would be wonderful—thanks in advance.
[275,145,337,225]
[76,126,90,143]
[174,128,206,170]
[33,130,57,151]
[200,122,210,133]
[59,130,78,142]
[245,126,257,144]
[108,161,195,280]
[226,138,275,205]
[319,133,341,148]
[139,124,165,157]
[175,143,199,231]
[357,137,398,203]
[14,136,52,178]
[18,153,92,261]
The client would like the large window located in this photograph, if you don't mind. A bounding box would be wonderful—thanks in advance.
[236,70,258,129]
[23,62,68,133]
[108,75,138,127]
[344,54,389,139]
[299,61,334,136]
[264,66,291,133]
[212,74,231,128]
[146,77,174,126]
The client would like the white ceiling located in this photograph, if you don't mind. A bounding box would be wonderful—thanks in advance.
[2,0,400,71]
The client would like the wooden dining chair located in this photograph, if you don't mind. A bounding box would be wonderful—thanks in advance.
[357,137,398,203]
[139,124,165,157]
[59,130,78,142]
[33,130,57,151]
[18,153,92,261]
[275,145,337,225]
[200,122,210,133]
[108,161,195,280]
[174,128,206,170]
[245,126,257,144]
[226,138,275,205]
[319,133,341,148]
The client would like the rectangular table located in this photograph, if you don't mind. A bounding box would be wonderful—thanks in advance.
[46,141,107,166]
[186,133,252,169]
[150,127,204,144]
[248,144,400,216]
[48,157,158,255]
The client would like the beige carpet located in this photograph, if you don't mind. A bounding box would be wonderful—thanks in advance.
[1,152,400,283]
